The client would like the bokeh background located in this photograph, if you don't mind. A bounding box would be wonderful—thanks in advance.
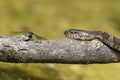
[0,0,120,80]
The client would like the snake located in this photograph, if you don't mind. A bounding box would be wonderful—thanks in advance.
[64,29,120,52]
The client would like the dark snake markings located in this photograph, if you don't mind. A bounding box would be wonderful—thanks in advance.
[64,29,120,52]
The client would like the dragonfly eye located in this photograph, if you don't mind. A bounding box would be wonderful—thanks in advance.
[26,32,33,38]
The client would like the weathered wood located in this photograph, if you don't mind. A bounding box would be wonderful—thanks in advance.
[0,35,119,64]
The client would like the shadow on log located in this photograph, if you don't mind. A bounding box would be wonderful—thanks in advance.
[0,35,119,64]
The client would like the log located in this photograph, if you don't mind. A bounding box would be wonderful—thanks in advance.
[0,35,119,64]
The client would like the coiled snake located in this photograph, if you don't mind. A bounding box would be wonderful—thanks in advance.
[64,29,120,52]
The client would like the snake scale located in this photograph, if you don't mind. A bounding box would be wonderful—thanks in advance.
[64,29,120,52]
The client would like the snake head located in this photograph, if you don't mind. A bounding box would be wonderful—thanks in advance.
[64,29,97,40]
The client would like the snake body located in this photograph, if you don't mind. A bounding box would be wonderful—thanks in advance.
[64,29,120,52]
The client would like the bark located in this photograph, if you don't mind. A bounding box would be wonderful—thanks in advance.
[0,35,119,64]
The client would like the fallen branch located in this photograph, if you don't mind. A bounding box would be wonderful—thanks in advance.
[0,35,119,64]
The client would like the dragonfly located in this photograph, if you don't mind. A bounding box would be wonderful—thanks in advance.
[25,31,47,41]
[11,26,47,40]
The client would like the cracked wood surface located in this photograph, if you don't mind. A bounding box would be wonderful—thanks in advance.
[0,35,119,64]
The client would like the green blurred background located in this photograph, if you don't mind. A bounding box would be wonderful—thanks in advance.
[0,0,120,80]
